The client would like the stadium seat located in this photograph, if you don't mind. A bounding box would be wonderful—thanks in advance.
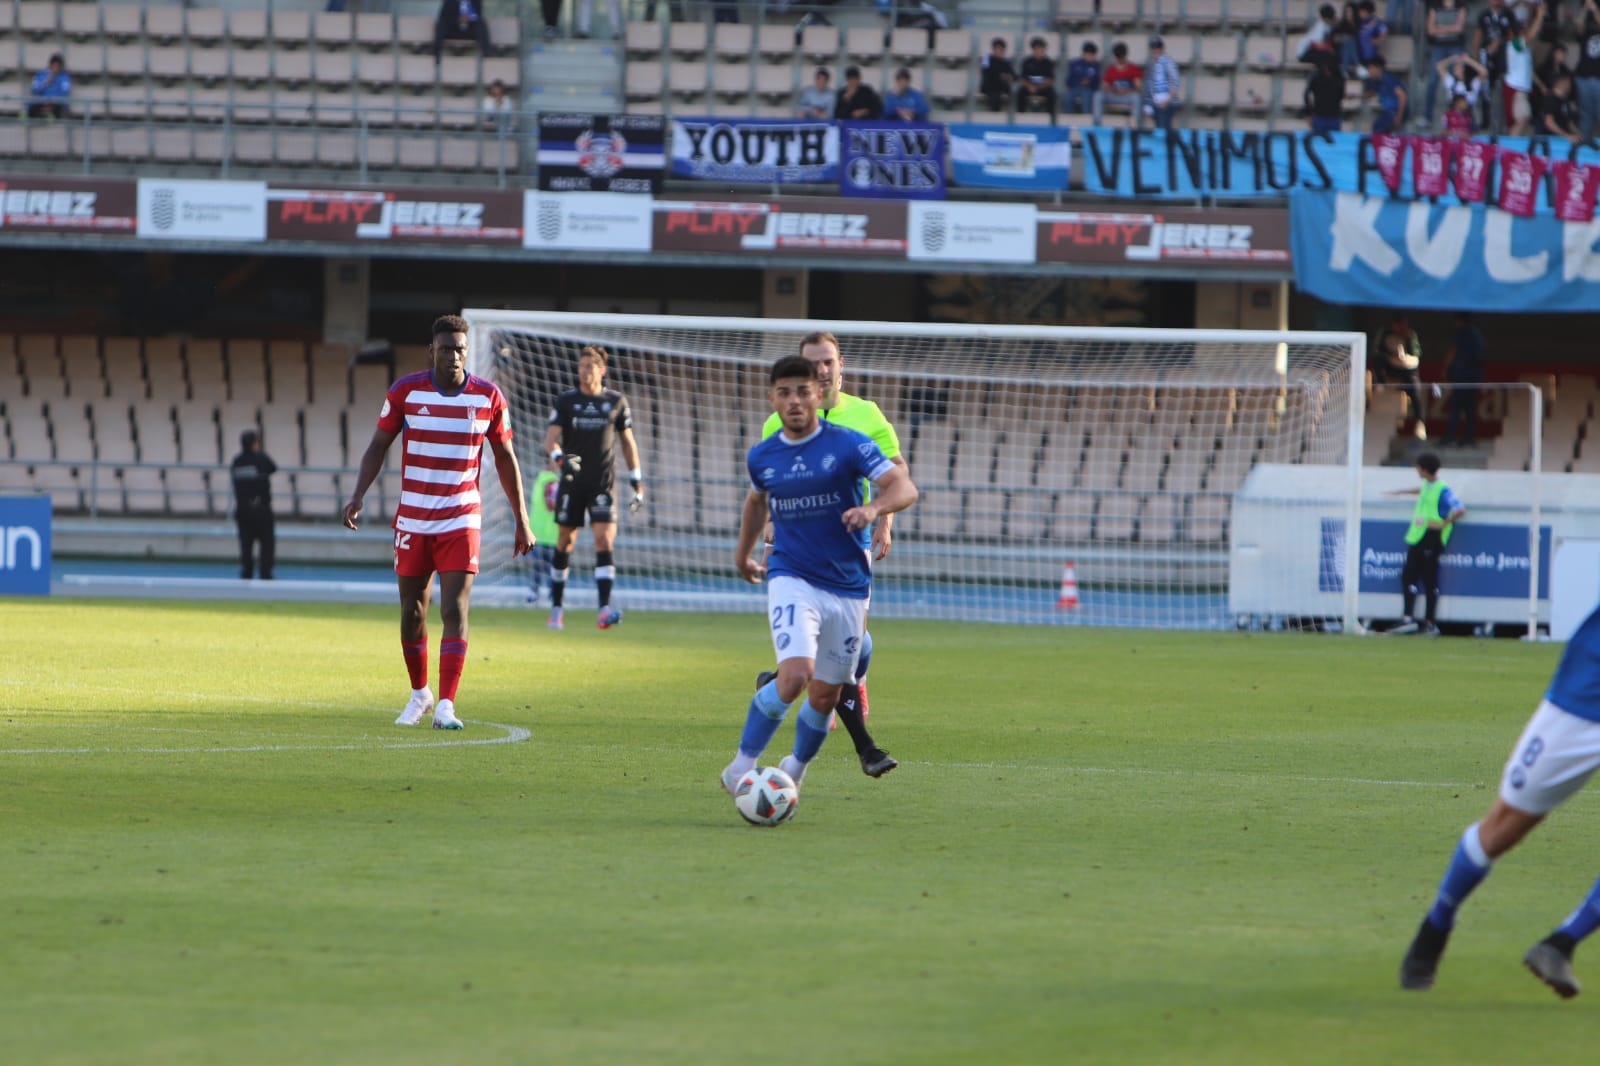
[146,5,184,44]
[669,22,709,59]
[801,25,840,62]
[61,4,99,40]
[933,29,972,65]
[188,8,226,46]
[271,10,313,47]
[17,1,57,38]
[1226,0,1271,29]
[1099,0,1140,30]
[1199,34,1239,69]
[316,11,355,49]
[356,13,394,49]
[229,9,269,47]
[714,22,753,61]
[890,28,931,64]
[756,24,793,61]
[1243,34,1285,69]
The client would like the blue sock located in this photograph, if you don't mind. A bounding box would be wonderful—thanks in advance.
[1554,875,1600,945]
[1426,823,1493,931]
[855,630,873,682]
[793,701,832,763]
[738,681,790,758]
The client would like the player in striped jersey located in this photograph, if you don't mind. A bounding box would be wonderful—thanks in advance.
[343,314,535,730]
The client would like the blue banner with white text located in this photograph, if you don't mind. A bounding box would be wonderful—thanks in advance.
[1319,518,1549,599]
[1290,189,1600,312]
[0,495,51,596]
[1079,128,1600,209]
[838,121,946,200]
[948,124,1071,191]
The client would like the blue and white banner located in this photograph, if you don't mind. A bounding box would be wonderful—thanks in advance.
[1318,517,1550,599]
[1290,189,1600,312]
[0,495,50,596]
[948,124,1071,192]
[1079,128,1600,206]
[669,118,839,184]
[839,121,945,200]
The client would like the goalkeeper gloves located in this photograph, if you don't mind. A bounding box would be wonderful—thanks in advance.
[559,453,583,480]
[629,474,645,513]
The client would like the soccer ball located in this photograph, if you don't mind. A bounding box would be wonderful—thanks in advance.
[732,766,799,826]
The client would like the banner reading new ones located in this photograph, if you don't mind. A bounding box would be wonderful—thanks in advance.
[838,121,945,200]
[669,118,839,184]
[1290,189,1600,312]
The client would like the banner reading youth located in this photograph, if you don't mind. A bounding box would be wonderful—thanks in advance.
[1289,188,1600,312]
[669,118,838,183]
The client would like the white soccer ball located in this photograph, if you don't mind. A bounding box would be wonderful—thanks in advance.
[733,766,799,826]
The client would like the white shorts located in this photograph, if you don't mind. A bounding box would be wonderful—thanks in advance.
[766,575,868,685]
[1498,699,1600,815]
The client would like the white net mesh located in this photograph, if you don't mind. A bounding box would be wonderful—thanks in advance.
[466,311,1364,630]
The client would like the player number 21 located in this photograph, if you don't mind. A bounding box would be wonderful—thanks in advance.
[771,605,794,629]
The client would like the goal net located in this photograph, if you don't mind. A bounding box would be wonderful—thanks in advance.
[464,310,1366,631]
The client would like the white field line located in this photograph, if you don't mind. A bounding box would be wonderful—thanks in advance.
[0,679,1488,788]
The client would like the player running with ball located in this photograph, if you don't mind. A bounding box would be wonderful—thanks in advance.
[756,331,906,778]
[343,314,535,730]
[722,355,918,796]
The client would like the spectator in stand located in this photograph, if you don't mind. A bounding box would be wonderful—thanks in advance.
[1299,5,1343,62]
[1017,36,1058,118]
[1503,6,1543,135]
[1065,41,1102,117]
[1338,2,1365,74]
[1100,41,1143,123]
[1306,50,1349,132]
[1377,312,1426,439]
[1423,0,1470,126]
[434,0,491,60]
[1535,42,1569,115]
[1542,72,1587,141]
[1356,1,1390,74]
[797,68,834,119]
[1142,36,1182,131]
[539,0,561,40]
[979,37,1016,113]
[1474,0,1517,130]
[1442,313,1486,447]
[836,66,884,119]
[1366,53,1409,131]
[884,68,930,122]
[27,54,71,119]
[1438,53,1490,134]
[1580,1,1600,139]
[481,78,514,131]
[577,0,623,40]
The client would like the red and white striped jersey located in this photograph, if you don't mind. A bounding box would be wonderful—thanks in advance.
[375,370,512,535]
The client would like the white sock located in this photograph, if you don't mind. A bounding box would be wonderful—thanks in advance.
[728,753,757,778]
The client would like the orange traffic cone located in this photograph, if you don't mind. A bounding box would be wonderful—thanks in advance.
[1057,561,1080,609]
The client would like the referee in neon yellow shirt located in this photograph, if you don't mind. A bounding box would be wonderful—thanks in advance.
[756,330,906,778]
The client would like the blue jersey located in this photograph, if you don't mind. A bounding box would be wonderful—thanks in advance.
[748,420,894,598]
[1434,485,1464,520]
[1547,605,1600,722]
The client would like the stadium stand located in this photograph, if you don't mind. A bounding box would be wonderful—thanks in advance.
[0,2,523,178]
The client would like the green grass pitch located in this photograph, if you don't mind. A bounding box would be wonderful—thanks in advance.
[1,598,1595,1065]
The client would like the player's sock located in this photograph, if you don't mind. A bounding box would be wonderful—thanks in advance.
[1425,823,1493,931]
[855,630,873,681]
[595,550,614,609]
[439,638,467,703]
[550,551,569,608]
[402,636,429,690]
[793,701,832,764]
[738,680,791,760]
[1552,875,1600,947]
[833,683,876,757]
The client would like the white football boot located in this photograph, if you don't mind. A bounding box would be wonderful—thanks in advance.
[395,687,434,726]
[432,699,463,730]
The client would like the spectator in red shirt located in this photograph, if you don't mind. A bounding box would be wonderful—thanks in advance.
[1100,41,1143,123]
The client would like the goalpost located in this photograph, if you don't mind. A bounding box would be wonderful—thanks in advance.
[464,310,1368,631]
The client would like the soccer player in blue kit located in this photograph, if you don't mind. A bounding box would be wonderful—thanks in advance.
[1400,603,1600,998]
[722,355,919,795]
